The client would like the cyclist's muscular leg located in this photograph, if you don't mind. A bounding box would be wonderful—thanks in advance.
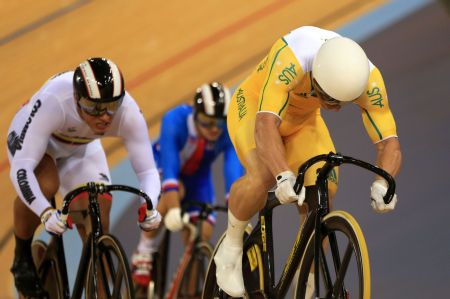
[224,149,273,246]
[12,154,59,297]
[215,149,274,297]
[228,149,274,220]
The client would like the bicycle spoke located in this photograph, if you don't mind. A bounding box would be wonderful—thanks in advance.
[328,231,351,298]
[296,212,370,299]
[319,240,333,296]
[331,241,351,297]
[87,235,133,299]
[113,266,125,298]
[99,254,113,297]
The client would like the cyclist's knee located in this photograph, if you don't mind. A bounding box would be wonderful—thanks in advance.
[201,221,214,241]
[101,216,110,234]
[14,198,40,237]
[98,196,112,232]
[243,172,273,197]
[76,225,88,243]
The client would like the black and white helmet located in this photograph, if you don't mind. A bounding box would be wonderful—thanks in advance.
[194,82,231,119]
[73,57,125,103]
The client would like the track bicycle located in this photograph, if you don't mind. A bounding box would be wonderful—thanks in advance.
[135,201,228,299]
[202,152,395,299]
[31,182,154,299]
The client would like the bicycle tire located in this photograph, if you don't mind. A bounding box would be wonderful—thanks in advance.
[31,240,65,299]
[294,210,370,299]
[173,241,213,299]
[147,230,170,299]
[85,234,135,299]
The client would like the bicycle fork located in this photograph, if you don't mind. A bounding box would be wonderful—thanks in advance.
[314,160,349,299]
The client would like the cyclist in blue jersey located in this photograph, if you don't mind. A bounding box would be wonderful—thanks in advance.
[131,82,244,287]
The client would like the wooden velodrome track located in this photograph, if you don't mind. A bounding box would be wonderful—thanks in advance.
[0,0,390,297]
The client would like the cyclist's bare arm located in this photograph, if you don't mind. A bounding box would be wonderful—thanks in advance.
[157,190,182,215]
[375,137,402,179]
[255,112,290,176]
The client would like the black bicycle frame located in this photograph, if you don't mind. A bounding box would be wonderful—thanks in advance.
[45,182,153,299]
[153,228,171,297]
[44,197,71,298]
[242,152,395,298]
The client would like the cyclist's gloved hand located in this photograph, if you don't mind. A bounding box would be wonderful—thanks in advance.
[138,203,161,231]
[275,171,306,206]
[40,208,71,235]
[164,207,189,232]
[370,179,397,213]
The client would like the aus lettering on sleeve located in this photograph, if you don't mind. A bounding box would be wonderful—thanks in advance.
[367,87,384,108]
[278,63,297,85]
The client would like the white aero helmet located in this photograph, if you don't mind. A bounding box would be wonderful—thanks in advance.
[312,37,370,102]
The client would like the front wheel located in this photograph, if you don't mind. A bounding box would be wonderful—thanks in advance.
[85,234,135,299]
[295,210,371,299]
[174,241,213,299]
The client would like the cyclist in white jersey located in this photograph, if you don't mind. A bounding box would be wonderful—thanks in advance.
[6,57,162,298]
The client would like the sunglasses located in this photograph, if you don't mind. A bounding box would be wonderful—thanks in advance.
[311,78,342,106]
[195,117,226,129]
[78,97,123,116]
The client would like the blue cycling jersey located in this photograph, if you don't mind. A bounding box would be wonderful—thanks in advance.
[153,105,243,209]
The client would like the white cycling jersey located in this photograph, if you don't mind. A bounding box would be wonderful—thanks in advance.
[7,71,160,216]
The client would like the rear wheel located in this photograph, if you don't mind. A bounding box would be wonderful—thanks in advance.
[31,240,65,299]
[85,234,135,298]
[295,211,371,299]
[174,242,213,299]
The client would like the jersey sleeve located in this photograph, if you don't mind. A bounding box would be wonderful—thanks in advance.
[158,110,184,192]
[120,104,161,208]
[258,38,304,119]
[9,94,64,216]
[222,132,244,200]
[354,66,398,143]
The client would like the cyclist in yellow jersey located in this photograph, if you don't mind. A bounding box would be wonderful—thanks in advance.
[214,26,402,297]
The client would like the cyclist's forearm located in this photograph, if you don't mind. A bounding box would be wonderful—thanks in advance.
[159,190,181,211]
[255,113,290,176]
[375,137,402,179]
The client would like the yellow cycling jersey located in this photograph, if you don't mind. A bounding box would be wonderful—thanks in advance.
[241,26,397,144]
[228,26,398,190]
